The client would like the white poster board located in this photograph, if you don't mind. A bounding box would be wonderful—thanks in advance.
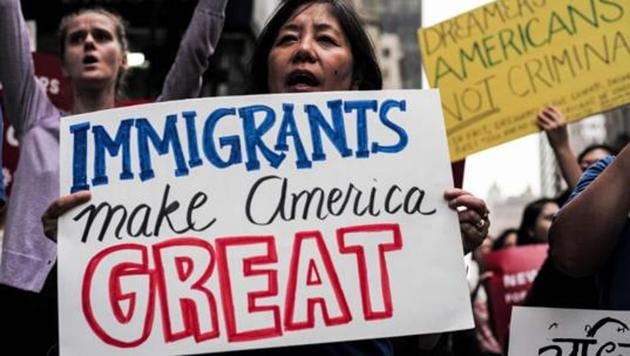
[510,306,630,355]
[58,90,473,355]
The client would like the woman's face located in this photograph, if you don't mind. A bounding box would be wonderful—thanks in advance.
[267,3,355,93]
[530,202,559,242]
[62,12,127,89]
[502,232,518,248]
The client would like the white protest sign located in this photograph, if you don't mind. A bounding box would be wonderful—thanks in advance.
[510,306,630,355]
[58,90,473,355]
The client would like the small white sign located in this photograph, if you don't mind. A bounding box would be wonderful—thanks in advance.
[510,306,630,356]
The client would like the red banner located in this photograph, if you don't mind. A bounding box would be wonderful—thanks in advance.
[483,244,548,349]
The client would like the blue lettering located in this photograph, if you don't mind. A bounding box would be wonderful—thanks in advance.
[275,103,312,169]
[344,100,377,158]
[306,100,352,161]
[92,119,134,187]
[239,105,285,171]
[372,100,408,154]
[67,97,413,190]
[135,116,189,181]
[182,111,203,168]
[202,108,242,168]
[69,122,91,193]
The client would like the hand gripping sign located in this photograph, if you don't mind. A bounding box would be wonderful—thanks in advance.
[58,90,473,355]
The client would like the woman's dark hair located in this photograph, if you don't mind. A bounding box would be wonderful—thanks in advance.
[249,0,382,94]
[577,143,615,166]
[517,198,557,246]
[492,228,518,250]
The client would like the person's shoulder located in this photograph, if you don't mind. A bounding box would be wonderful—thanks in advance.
[592,155,615,169]
[582,155,615,180]
[568,155,615,201]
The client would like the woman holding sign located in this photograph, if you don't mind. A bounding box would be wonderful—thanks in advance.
[0,0,227,353]
[248,0,489,253]
[42,0,490,354]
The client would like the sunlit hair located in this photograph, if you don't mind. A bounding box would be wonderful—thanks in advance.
[249,0,382,94]
[58,8,129,95]
[517,197,557,246]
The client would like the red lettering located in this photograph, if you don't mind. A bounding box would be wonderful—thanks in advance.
[306,259,322,286]
[337,224,402,320]
[82,244,156,348]
[284,231,352,330]
[153,238,220,343]
[81,223,403,348]
[215,236,282,342]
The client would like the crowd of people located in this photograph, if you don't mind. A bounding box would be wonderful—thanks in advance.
[466,107,628,355]
[0,0,627,355]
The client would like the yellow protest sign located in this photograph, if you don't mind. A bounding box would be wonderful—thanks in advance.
[419,0,630,161]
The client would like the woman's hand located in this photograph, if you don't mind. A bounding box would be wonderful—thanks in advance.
[42,191,92,242]
[536,105,582,188]
[444,188,490,254]
[537,106,569,149]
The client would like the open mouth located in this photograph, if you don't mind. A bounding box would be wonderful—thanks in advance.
[83,55,98,65]
[286,70,320,88]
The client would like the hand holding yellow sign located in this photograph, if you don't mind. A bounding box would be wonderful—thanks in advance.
[419,0,630,161]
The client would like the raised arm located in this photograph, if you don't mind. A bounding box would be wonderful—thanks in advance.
[0,0,56,138]
[537,106,582,188]
[158,0,228,101]
[549,144,630,277]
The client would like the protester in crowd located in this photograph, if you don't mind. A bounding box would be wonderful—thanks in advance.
[550,143,630,309]
[42,0,491,354]
[536,106,582,188]
[0,0,226,294]
[515,198,558,246]
[537,106,616,205]
[526,107,610,309]
[576,143,616,171]
[492,228,518,250]
[0,0,227,353]
[481,199,556,353]
[469,237,502,356]
[537,106,616,186]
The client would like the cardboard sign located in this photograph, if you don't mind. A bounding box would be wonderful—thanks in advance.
[58,90,473,355]
[483,244,548,348]
[419,0,630,161]
[510,307,630,355]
